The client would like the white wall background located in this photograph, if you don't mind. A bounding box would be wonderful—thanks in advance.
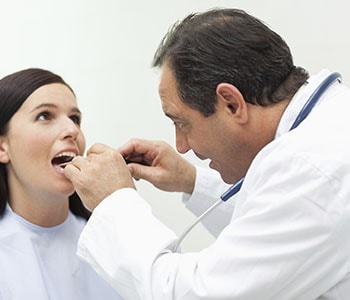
[1,0,349,251]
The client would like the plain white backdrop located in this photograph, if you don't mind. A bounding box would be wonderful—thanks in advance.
[1,0,349,251]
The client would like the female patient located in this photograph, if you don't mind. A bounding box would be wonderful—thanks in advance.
[0,68,122,299]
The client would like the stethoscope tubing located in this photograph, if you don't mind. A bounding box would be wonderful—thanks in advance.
[290,72,342,130]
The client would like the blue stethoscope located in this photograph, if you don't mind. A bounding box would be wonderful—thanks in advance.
[174,72,342,251]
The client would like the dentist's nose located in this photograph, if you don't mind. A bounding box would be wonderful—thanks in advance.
[175,128,190,154]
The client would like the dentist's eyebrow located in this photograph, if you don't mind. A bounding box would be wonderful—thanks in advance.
[164,112,180,120]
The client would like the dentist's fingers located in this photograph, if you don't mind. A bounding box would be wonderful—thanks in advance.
[64,163,79,178]
[118,138,161,166]
[64,156,85,179]
[86,143,113,156]
[64,148,135,211]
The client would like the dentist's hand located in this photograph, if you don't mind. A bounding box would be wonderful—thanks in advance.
[119,138,196,194]
[65,143,135,211]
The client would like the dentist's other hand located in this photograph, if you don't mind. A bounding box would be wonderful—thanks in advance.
[119,138,196,194]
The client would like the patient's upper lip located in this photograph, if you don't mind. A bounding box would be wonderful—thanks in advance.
[52,149,79,167]
[53,148,79,159]
[54,151,77,159]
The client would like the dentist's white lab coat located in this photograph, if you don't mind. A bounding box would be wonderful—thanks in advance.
[77,70,350,299]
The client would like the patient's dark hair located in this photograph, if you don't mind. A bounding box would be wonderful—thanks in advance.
[0,68,91,219]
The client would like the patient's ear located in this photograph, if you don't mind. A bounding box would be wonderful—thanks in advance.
[0,137,10,164]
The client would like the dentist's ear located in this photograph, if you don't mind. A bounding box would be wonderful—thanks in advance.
[216,83,249,124]
[0,137,10,164]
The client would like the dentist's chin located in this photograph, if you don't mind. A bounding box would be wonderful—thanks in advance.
[209,160,218,171]
[193,151,207,161]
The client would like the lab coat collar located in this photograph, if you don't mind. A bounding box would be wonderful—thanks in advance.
[275,69,332,138]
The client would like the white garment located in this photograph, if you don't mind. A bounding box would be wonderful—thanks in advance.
[78,70,350,299]
[0,205,123,300]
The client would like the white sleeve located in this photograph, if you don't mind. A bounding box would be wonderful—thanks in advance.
[78,188,178,300]
[77,149,349,300]
[183,166,234,236]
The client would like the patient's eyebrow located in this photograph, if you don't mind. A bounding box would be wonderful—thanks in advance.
[30,103,57,112]
[30,103,81,114]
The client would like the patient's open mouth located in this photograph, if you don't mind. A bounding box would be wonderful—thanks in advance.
[52,152,76,168]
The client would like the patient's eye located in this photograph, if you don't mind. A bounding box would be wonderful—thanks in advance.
[36,111,52,121]
[70,113,81,126]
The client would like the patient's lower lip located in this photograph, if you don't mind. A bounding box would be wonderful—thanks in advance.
[53,164,65,174]
[52,161,70,170]
[60,162,71,168]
